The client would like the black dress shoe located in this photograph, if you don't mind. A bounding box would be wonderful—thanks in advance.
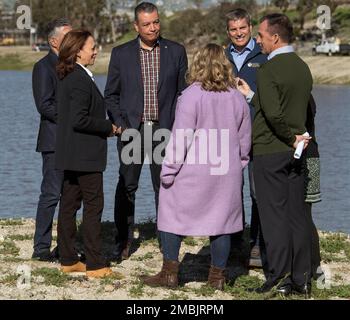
[78,251,86,263]
[276,284,292,296]
[112,240,131,261]
[248,281,275,293]
[31,250,54,262]
[292,283,312,296]
[248,282,291,296]
[51,246,60,259]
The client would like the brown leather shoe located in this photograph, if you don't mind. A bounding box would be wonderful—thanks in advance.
[121,240,133,260]
[207,265,226,290]
[61,262,86,273]
[140,259,179,288]
[248,245,262,268]
[86,267,122,279]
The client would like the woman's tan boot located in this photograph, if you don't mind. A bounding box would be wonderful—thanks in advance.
[86,267,123,279]
[61,261,86,273]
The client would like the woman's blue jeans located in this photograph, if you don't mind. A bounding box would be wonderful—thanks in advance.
[159,231,231,269]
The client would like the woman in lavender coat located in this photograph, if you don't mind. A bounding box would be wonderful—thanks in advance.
[141,44,251,290]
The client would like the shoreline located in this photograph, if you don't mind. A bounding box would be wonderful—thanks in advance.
[1,46,350,85]
[0,218,350,300]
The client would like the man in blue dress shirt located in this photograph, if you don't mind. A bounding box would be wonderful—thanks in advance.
[225,8,268,269]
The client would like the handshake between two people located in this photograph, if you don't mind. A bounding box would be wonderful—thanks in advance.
[235,77,312,151]
[109,124,125,137]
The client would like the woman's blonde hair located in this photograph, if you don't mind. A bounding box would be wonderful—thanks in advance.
[187,43,236,92]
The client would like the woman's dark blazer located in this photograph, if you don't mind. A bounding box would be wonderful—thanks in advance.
[56,64,112,172]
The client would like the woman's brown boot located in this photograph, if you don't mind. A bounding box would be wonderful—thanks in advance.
[140,259,179,288]
[207,265,226,290]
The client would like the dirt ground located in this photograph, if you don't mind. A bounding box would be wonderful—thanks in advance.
[0,219,350,300]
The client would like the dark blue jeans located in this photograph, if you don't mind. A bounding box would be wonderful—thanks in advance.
[33,152,63,254]
[160,231,231,269]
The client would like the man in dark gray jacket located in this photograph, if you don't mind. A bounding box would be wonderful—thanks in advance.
[32,18,71,261]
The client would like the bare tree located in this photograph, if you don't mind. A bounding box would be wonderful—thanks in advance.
[273,0,290,13]
[105,0,117,43]
[191,0,204,9]
[296,0,315,30]
[317,0,341,12]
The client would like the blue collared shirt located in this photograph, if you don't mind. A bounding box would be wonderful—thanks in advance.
[230,38,255,72]
[268,45,294,60]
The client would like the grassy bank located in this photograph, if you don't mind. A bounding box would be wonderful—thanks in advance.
[0,47,47,71]
[1,45,349,85]
[0,218,350,300]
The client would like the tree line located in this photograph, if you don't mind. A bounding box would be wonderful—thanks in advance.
[1,0,131,44]
[1,0,348,45]
[163,0,348,47]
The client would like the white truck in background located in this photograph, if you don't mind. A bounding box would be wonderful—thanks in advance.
[312,38,350,56]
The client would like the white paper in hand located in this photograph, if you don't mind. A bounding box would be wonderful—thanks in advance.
[294,132,310,159]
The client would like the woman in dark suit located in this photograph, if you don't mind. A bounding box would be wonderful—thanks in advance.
[56,30,118,278]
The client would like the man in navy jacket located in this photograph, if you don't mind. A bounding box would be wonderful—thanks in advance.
[32,18,72,261]
[104,2,188,259]
[225,8,267,269]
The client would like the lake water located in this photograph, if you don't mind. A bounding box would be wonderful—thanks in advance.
[0,71,349,233]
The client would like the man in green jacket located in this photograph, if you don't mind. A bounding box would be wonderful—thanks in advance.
[237,14,313,296]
